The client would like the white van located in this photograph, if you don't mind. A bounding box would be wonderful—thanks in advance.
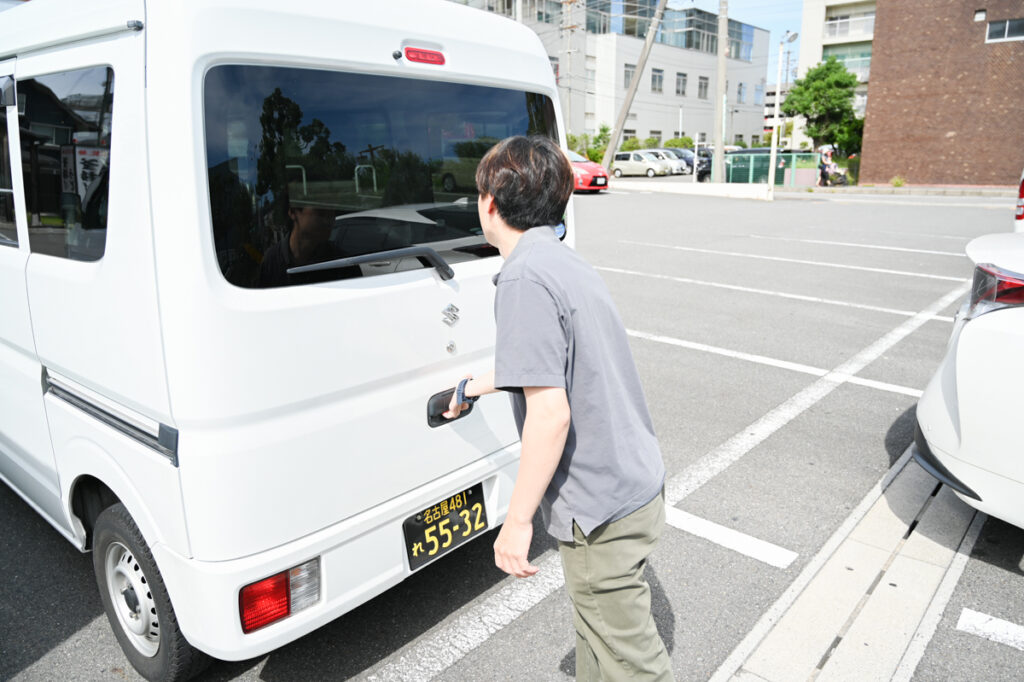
[0,1,571,679]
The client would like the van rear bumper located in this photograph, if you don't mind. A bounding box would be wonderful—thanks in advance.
[152,443,520,660]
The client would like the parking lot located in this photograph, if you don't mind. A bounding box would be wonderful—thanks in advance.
[3,187,1023,681]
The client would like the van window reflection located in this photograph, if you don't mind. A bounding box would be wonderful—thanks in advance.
[204,65,558,288]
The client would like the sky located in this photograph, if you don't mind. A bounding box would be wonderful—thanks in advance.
[683,0,806,87]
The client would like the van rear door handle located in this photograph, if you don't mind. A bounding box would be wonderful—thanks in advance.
[426,388,473,427]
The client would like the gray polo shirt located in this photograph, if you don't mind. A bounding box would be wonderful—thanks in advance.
[493,226,665,542]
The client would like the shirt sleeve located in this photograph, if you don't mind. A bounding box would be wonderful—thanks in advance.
[494,276,568,391]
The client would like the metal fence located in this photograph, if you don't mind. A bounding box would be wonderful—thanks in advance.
[725,153,821,187]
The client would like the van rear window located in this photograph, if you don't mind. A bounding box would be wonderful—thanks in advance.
[203,65,558,288]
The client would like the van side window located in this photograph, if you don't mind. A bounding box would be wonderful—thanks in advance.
[203,65,559,288]
[0,106,15,247]
[615,153,628,161]
[18,66,113,261]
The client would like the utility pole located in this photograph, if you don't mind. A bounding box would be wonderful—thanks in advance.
[563,0,579,137]
[600,0,669,170]
[712,0,727,182]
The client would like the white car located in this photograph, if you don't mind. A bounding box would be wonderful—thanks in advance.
[640,149,688,175]
[1016,166,1023,231]
[915,232,1024,528]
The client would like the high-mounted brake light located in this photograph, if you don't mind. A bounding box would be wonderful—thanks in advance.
[965,263,1024,320]
[239,558,320,633]
[405,47,446,65]
[1016,177,1023,221]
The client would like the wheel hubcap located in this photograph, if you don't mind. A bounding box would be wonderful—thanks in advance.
[105,542,160,657]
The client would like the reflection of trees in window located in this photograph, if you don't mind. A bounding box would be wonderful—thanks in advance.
[255,88,354,227]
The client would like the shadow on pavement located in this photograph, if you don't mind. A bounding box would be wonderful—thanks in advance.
[0,483,104,680]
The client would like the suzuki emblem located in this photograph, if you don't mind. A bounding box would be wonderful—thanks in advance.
[442,304,460,326]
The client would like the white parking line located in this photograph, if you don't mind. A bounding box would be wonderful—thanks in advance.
[366,554,567,682]
[663,282,969,507]
[621,239,966,282]
[627,330,923,398]
[955,608,1024,652]
[597,266,955,322]
[664,506,798,569]
[748,234,965,257]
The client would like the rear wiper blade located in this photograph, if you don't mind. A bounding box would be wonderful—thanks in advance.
[288,245,455,281]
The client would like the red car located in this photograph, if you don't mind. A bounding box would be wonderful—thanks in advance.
[568,150,609,192]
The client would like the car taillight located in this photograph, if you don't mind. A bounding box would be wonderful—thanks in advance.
[239,558,320,633]
[1016,177,1023,220]
[965,263,1024,320]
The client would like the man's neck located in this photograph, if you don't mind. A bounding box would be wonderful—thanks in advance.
[497,225,526,260]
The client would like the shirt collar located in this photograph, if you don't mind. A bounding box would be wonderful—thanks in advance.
[493,225,558,285]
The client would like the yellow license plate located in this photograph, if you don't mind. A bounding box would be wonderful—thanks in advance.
[403,483,488,571]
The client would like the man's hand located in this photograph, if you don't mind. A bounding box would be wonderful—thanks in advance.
[493,517,538,578]
[443,374,473,419]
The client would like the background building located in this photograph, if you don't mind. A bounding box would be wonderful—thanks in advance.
[796,0,874,148]
[859,0,1024,185]
[450,0,769,149]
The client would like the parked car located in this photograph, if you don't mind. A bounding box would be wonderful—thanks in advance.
[612,151,671,177]
[915,232,1024,528]
[640,149,688,175]
[654,148,693,174]
[567,150,609,192]
[0,0,565,679]
[682,148,712,182]
[1015,166,1023,231]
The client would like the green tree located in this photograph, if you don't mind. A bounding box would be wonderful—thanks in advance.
[642,136,660,149]
[664,136,693,149]
[621,137,641,152]
[587,123,611,163]
[834,115,864,157]
[781,57,858,151]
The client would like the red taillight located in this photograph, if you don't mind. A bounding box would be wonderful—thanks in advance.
[1016,177,1023,220]
[405,47,445,65]
[240,572,290,634]
[966,263,1024,320]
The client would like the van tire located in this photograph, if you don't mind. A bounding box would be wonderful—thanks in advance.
[646,168,655,178]
[93,504,211,682]
[613,168,622,178]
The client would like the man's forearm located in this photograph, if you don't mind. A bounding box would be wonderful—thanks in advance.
[466,370,497,399]
[505,387,570,526]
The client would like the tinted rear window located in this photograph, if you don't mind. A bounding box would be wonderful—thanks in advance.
[204,65,558,288]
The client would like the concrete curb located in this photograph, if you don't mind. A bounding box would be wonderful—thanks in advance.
[778,185,1017,198]
[610,179,770,200]
[723,459,977,682]
[605,177,1016,199]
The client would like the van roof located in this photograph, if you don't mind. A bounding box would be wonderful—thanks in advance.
[0,0,544,68]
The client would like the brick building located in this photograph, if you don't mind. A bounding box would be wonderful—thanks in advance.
[860,1,1024,185]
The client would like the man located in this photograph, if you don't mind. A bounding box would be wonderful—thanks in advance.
[446,136,673,681]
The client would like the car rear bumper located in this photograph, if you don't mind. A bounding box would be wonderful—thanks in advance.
[152,443,521,660]
[912,422,980,501]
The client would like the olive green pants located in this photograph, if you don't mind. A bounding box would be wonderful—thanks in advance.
[557,491,674,681]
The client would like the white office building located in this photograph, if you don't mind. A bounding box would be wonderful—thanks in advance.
[795,0,874,147]
[449,1,770,149]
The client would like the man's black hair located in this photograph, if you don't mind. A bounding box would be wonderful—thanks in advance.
[475,135,573,230]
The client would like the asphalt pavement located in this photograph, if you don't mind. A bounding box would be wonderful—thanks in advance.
[3,186,1022,681]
